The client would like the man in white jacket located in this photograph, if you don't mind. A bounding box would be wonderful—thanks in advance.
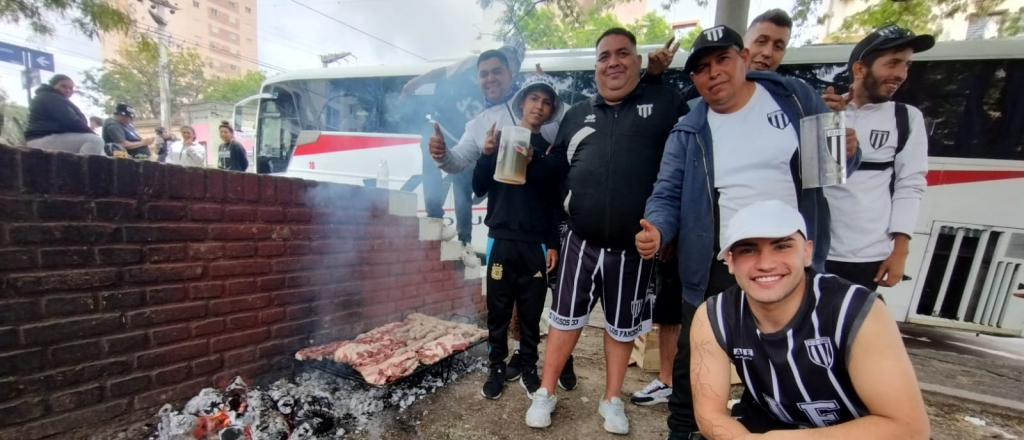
[823,25,932,291]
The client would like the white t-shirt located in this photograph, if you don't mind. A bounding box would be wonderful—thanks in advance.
[167,140,207,168]
[709,83,800,249]
[824,101,928,262]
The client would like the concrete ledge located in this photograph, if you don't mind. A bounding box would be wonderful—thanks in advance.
[920,382,1024,413]
[388,190,417,217]
[464,265,481,280]
[419,217,444,241]
[440,240,463,261]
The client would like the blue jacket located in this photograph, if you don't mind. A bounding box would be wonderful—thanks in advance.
[644,71,862,306]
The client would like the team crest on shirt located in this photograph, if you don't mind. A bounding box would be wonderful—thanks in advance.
[869,130,890,149]
[491,264,503,280]
[804,337,835,369]
[637,104,653,118]
[766,110,790,129]
[630,298,644,318]
[584,114,596,124]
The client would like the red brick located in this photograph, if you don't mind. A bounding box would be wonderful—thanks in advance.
[286,208,313,222]
[135,340,208,369]
[214,360,269,389]
[257,275,286,291]
[189,204,223,221]
[129,303,207,327]
[272,256,320,273]
[104,332,147,354]
[276,178,292,205]
[225,279,256,296]
[227,312,260,329]
[144,244,187,263]
[244,174,261,201]
[286,304,312,320]
[22,315,122,345]
[0,398,47,425]
[0,328,16,349]
[394,297,424,312]
[209,260,271,277]
[258,242,285,257]
[206,170,225,201]
[226,172,245,201]
[270,288,317,305]
[35,198,91,220]
[144,202,187,220]
[20,148,52,194]
[84,154,114,197]
[224,206,256,222]
[114,159,141,197]
[271,319,315,338]
[0,145,20,192]
[209,294,270,315]
[0,197,34,221]
[189,282,223,299]
[285,273,310,287]
[134,378,208,410]
[147,285,188,304]
[49,385,102,412]
[259,175,277,203]
[224,348,256,367]
[7,224,120,245]
[210,328,269,352]
[108,375,150,397]
[323,253,360,268]
[286,241,311,255]
[189,243,224,260]
[292,179,309,205]
[94,199,138,221]
[96,246,142,265]
[44,295,97,316]
[49,340,102,366]
[151,324,191,345]
[123,264,203,283]
[192,318,226,337]
[257,341,285,359]
[191,355,222,375]
[165,165,190,199]
[225,242,256,258]
[259,308,285,324]
[51,152,86,195]
[153,364,190,386]
[0,249,34,270]
[25,360,130,393]
[0,348,46,375]
[186,167,206,200]
[258,207,285,222]
[9,400,128,440]
[209,225,272,240]
[123,225,207,242]
[140,161,166,197]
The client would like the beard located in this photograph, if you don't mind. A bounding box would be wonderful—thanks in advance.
[862,70,896,104]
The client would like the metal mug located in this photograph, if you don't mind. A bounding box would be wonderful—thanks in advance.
[494,126,531,185]
[799,112,847,188]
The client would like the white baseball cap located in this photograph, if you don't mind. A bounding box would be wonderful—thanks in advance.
[717,200,808,261]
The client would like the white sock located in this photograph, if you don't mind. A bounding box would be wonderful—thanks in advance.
[513,341,521,351]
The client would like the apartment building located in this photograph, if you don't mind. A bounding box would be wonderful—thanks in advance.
[818,0,1024,42]
[101,0,259,78]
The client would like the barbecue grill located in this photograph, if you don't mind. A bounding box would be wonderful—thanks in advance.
[299,338,486,388]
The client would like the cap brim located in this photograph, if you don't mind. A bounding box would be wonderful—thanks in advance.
[683,43,738,74]
[879,34,935,54]
[715,226,804,261]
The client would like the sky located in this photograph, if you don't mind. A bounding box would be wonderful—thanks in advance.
[0,0,798,113]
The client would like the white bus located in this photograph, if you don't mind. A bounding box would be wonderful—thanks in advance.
[237,39,1024,335]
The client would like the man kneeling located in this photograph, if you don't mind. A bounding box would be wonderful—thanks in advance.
[690,200,930,439]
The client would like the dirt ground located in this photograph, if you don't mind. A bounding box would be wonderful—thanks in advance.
[348,326,1024,440]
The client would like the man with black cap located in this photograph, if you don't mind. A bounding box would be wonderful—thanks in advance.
[822,25,933,291]
[636,25,860,440]
[688,200,930,439]
[102,103,154,159]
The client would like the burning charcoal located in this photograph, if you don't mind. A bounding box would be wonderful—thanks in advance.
[294,394,338,437]
[252,409,290,440]
[288,423,315,440]
[224,376,250,412]
[268,388,297,416]
[184,388,225,416]
[219,426,247,440]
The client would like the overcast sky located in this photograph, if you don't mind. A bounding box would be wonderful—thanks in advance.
[0,0,797,113]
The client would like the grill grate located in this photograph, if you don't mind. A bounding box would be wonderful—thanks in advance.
[299,339,485,388]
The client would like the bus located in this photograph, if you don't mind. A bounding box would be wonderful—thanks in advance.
[236,39,1024,335]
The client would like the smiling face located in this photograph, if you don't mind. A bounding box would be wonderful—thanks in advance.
[53,79,75,98]
[725,233,813,305]
[477,57,513,103]
[595,34,642,104]
[855,47,913,104]
[690,47,750,111]
[744,21,790,72]
[519,88,554,129]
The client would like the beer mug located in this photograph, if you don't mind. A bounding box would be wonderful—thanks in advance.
[799,112,847,188]
[494,126,531,185]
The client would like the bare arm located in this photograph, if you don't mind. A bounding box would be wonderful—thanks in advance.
[691,303,754,440]
[761,300,930,440]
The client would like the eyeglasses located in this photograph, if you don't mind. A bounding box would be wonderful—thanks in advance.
[857,24,914,61]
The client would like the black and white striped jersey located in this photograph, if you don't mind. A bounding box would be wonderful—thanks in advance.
[706,269,878,428]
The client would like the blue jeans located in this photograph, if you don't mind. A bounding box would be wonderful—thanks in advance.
[419,123,473,244]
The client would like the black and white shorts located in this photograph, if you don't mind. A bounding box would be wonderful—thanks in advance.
[549,229,655,342]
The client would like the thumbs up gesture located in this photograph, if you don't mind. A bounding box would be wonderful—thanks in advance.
[482,123,498,155]
[635,219,661,260]
[428,122,447,160]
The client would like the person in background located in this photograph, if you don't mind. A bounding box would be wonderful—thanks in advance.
[89,116,104,135]
[24,74,104,155]
[102,103,153,159]
[636,25,860,440]
[167,125,206,168]
[154,127,177,163]
[821,25,932,291]
[472,75,564,400]
[689,200,930,439]
[217,121,249,172]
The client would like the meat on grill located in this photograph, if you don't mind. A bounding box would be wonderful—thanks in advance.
[295,341,349,361]
[417,334,470,365]
[333,335,403,367]
[357,351,419,385]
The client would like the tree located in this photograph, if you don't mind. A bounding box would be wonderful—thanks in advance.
[202,70,267,103]
[0,89,29,146]
[81,37,207,119]
[1,0,133,38]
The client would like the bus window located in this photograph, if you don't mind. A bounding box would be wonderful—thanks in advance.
[381,75,430,135]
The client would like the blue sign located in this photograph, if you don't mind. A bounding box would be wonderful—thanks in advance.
[0,41,25,65]
[26,49,54,72]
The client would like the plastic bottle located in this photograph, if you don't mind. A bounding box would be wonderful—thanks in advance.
[376,159,389,190]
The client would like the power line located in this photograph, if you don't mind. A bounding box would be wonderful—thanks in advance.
[133,23,290,72]
[287,0,427,60]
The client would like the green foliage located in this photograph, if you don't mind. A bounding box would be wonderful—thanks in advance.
[481,0,674,50]
[676,25,702,49]
[80,37,208,119]
[202,70,267,103]
[0,89,29,146]
[1002,7,1024,37]
[0,0,134,38]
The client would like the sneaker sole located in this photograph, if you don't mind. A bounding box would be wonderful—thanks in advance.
[480,389,502,400]
[505,372,521,382]
[631,396,669,406]
[519,377,540,396]
[602,421,629,435]
[525,418,551,429]
[557,378,577,391]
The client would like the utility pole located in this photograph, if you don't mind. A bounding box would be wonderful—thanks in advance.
[146,0,178,130]
[714,0,751,32]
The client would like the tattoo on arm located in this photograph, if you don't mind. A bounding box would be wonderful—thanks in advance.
[690,313,738,439]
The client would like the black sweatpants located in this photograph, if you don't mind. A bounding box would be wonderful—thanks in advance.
[486,238,548,370]
[667,260,737,435]
[826,260,883,292]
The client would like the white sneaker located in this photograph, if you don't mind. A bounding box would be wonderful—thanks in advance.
[599,397,629,435]
[461,244,480,269]
[630,379,672,406]
[525,388,557,429]
[439,224,457,242]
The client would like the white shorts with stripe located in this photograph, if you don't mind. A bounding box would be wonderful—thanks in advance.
[549,229,655,342]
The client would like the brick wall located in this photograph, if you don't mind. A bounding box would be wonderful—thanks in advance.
[0,145,484,440]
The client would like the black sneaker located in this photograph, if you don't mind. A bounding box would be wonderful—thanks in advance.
[557,355,578,391]
[482,366,505,400]
[505,349,522,382]
[666,432,703,440]
[519,366,540,395]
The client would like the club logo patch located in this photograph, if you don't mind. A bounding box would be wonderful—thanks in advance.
[825,129,844,162]
[869,130,890,149]
[491,264,503,280]
[767,110,790,130]
[804,337,834,369]
[637,104,653,118]
[704,26,724,41]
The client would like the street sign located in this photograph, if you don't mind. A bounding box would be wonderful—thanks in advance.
[26,49,54,72]
[0,41,25,65]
